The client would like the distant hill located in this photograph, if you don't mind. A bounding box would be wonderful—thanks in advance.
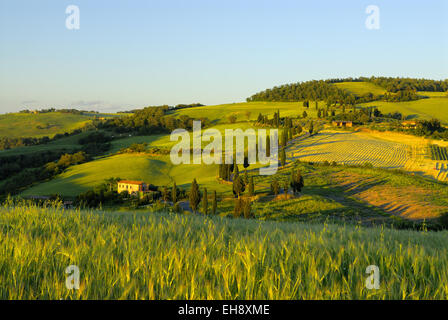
[0,112,94,138]
[333,81,386,96]
[247,77,448,104]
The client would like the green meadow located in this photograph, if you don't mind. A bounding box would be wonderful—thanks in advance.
[0,112,94,138]
[170,101,319,123]
[334,81,386,96]
[21,154,227,197]
[1,201,448,299]
[362,96,448,123]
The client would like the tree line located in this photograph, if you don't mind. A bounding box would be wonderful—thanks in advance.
[96,105,210,135]
[246,77,447,105]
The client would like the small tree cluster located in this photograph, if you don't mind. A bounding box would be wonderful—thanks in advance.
[233,198,253,218]
[290,169,304,194]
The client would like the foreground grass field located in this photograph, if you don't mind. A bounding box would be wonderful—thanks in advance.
[1,202,447,299]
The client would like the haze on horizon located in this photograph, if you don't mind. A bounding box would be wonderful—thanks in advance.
[0,0,447,114]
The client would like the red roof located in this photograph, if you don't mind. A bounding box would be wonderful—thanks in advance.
[118,180,145,185]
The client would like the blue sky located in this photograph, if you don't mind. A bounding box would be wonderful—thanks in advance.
[0,0,447,113]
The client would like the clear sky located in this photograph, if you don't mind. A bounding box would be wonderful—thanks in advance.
[0,0,447,113]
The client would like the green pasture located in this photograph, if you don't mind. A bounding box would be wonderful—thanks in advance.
[333,82,386,96]
[0,112,94,138]
[362,97,448,123]
[170,101,318,123]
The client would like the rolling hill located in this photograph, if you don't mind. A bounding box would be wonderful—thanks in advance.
[361,96,448,123]
[0,112,96,138]
[333,81,386,96]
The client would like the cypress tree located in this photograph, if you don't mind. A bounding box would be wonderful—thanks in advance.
[218,164,222,179]
[266,134,271,157]
[283,181,289,194]
[277,109,280,127]
[232,175,245,198]
[270,178,279,195]
[249,176,255,196]
[202,188,208,214]
[281,129,287,147]
[290,169,304,194]
[243,200,253,219]
[172,182,177,203]
[212,190,217,214]
[189,179,201,213]
[233,161,239,176]
[226,164,231,181]
[233,198,243,217]
[162,186,169,202]
[280,148,286,167]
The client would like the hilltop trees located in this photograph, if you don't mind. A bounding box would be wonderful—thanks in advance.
[247,80,353,104]
[189,179,201,213]
[246,77,447,106]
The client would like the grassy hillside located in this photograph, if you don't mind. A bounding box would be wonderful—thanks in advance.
[0,112,96,138]
[362,97,448,123]
[170,101,318,123]
[0,130,96,157]
[21,154,227,197]
[1,202,448,299]
[333,81,386,96]
[21,147,448,222]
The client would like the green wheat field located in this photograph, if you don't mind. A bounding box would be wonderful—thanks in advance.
[1,201,447,300]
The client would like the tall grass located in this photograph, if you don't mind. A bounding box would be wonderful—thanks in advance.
[1,201,448,299]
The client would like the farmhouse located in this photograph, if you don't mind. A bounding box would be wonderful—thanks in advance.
[332,121,353,128]
[117,180,148,194]
[401,120,417,129]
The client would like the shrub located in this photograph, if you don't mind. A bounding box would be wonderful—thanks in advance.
[439,212,448,229]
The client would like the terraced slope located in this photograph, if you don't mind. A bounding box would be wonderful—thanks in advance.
[290,130,409,168]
